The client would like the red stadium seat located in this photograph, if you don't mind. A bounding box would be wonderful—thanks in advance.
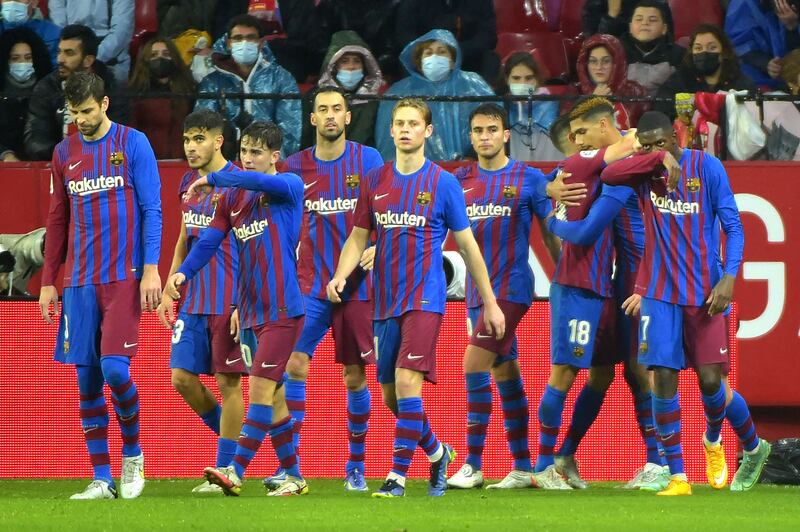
[559,0,587,39]
[129,0,159,66]
[494,0,550,33]
[496,31,571,81]
[39,0,48,19]
[668,0,724,41]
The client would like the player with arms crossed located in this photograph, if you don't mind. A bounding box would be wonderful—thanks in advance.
[156,109,246,494]
[166,121,308,496]
[40,71,162,500]
[601,110,770,495]
[264,86,383,492]
[328,98,505,498]
[447,104,560,490]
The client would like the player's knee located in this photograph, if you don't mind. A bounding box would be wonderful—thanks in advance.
[171,369,199,395]
[696,369,722,396]
[215,373,242,397]
[342,365,366,391]
[286,353,309,381]
[587,366,614,391]
[100,357,130,387]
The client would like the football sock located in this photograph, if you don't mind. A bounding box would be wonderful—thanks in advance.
[535,385,567,472]
[498,377,532,472]
[653,394,685,477]
[216,437,237,469]
[200,405,221,436]
[270,415,301,478]
[76,365,112,484]
[346,387,370,473]
[101,355,141,457]
[725,391,760,452]
[464,372,492,471]
[701,384,726,444]
[634,391,666,466]
[232,403,272,478]
[558,384,605,458]
[285,377,306,452]
[391,397,424,478]
[419,413,443,462]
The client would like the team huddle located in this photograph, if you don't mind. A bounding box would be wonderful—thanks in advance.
[39,71,770,500]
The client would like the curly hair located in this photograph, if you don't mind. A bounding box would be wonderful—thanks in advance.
[568,96,615,122]
[0,27,53,90]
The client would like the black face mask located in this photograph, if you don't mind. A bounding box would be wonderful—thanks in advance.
[693,52,721,76]
[148,57,175,79]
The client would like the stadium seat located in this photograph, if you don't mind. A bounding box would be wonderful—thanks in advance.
[39,0,48,19]
[496,31,571,82]
[559,0,587,39]
[129,0,159,66]
[668,0,724,41]
[494,0,550,33]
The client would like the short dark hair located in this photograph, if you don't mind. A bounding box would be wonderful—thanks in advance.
[64,71,105,105]
[312,85,350,111]
[636,110,673,134]
[241,121,283,152]
[503,51,545,89]
[226,14,265,38]
[183,109,226,134]
[549,114,573,153]
[60,24,99,58]
[469,103,509,131]
[568,96,615,123]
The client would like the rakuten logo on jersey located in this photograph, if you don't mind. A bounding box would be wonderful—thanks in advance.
[467,203,511,220]
[183,210,213,229]
[650,191,699,215]
[233,219,269,242]
[375,210,427,228]
[305,197,357,216]
[67,175,124,196]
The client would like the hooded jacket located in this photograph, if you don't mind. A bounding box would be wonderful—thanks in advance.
[194,34,301,155]
[577,34,649,129]
[375,29,494,161]
[301,30,384,149]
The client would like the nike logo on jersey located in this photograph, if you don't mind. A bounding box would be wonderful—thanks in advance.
[68,160,82,171]
[360,349,373,358]
[231,209,243,216]
[475,333,493,339]
[374,193,390,200]
[225,357,242,365]
[407,353,423,360]
[462,188,474,194]
[123,341,138,348]
[720,348,728,355]
[303,180,317,190]
[261,362,278,368]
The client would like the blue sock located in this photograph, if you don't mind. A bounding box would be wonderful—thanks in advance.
[346,387,370,473]
[232,403,272,478]
[535,385,567,472]
[200,405,221,436]
[633,391,666,466]
[270,416,302,478]
[558,385,606,457]
[101,355,141,457]
[285,377,306,452]
[653,394,684,477]
[77,365,112,485]
[725,391,760,452]
[701,384,726,444]
[216,437,237,468]
[465,372,492,470]
[392,397,424,478]
[497,377,531,472]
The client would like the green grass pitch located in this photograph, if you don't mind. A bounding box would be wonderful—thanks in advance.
[1,479,799,531]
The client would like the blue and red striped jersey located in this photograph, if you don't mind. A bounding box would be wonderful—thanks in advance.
[353,160,470,320]
[284,141,383,301]
[612,188,645,297]
[42,123,162,287]
[601,149,744,306]
[455,160,551,309]
[178,162,239,315]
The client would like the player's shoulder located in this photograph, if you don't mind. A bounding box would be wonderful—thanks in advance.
[452,161,478,182]
[284,148,308,169]
[178,169,199,193]
[365,161,392,184]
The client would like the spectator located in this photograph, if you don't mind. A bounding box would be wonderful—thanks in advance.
[375,29,495,161]
[500,52,561,161]
[300,30,383,149]
[24,24,128,160]
[0,27,51,161]
[194,14,301,155]
[255,0,318,83]
[0,0,60,66]
[583,0,669,37]
[725,0,800,90]
[47,1,134,83]
[751,47,800,159]
[394,0,500,86]
[128,37,196,159]
[621,0,685,93]
[576,34,649,129]
[655,23,757,119]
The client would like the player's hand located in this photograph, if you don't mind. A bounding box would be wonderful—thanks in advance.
[185,175,210,199]
[483,301,506,340]
[662,151,681,192]
[546,171,586,207]
[621,293,641,317]
[156,294,176,329]
[326,277,346,303]
[39,285,59,324]
[140,265,162,312]
[230,308,240,341]
[706,275,734,316]
[359,246,376,271]
[165,272,186,301]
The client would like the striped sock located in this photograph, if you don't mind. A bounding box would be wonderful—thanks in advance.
[725,391,760,452]
[701,384,726,444]
[102,356,140,457]
[634,391,666,466]
[200,405,221,435]
[419,414,443,461]
[464,372,492,470]
[285,377,306,452]
[216,437,237,468]
[497,377,532,472]
[346,387,370,473]
[76,365,112,484]
[392,397,424,478]
[654,394,685,477]
[232,403,272,478]
[535,385,567,472]
[270,416,301,478]
[558,385,605,458]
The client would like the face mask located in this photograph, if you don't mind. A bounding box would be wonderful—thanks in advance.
[1,1,28,25]
[8,61,34,82]
[693,52,721,76]
[148,57,175,79]
[336,68,363,90]
[421,54,451,82]
[509,83,535,96]
[231,41,259,65]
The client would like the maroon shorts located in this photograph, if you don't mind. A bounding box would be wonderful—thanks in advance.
[375,310,442,384]
[332,300,375,365]
[590,297,622,367]
[468,300,528,356]
[249,316,304,381]
[684,306,729,373]
[209,313,247,374]
[97,278,142,357]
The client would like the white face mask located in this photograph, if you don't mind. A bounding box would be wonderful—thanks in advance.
[421,54,451,82]
[1,1,28,25]
[9,61,34,82]
[509,83,535,96]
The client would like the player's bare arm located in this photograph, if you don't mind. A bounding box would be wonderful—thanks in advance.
[661,151,681,192]
[327,227,370,303]
[165,272,187,301]
[158,220,189,328]
[538,218,562,264]
[546,171,588,207]
[140,264,162,313]
[230,308,239,341]
[706,274,735,316]
[603,129,638,164]
[184,175,210,198]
